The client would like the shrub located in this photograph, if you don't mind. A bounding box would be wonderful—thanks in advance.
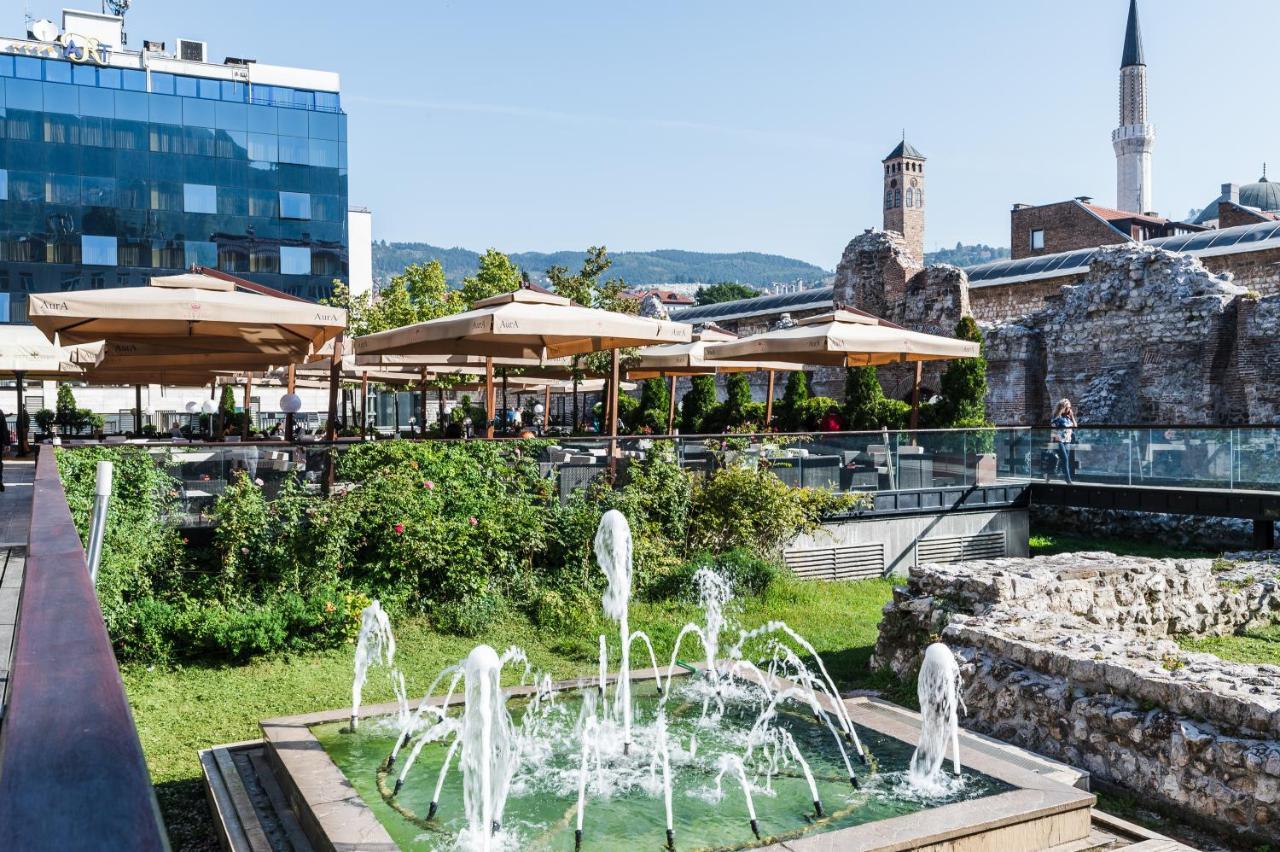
[434,590,505,637]
[777,370,810,432]
[630,378,672,433]
[688,465,855,556]
[798,396,840,430]
[680,375,717,433]
[645,547,782,602]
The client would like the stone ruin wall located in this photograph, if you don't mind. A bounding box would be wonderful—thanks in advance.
[872,552,1280,843]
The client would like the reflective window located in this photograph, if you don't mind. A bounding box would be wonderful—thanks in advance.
[72,65,96,86]
[184,240,217,268]
[174,76,198,98]
[82,235,118,266]
[0,55,13,77]
[14,57,42,80]
[278,135,309,165]
[183,183,217,214]
[82,176,117,206]
[247,132,278,162]
[43,60,72,84]
[279,191,311,220]
[150,72,175,95]
[1030,229,1045,250]
[98,67,122,89]
[309,139,339,168]
[0,169,6,201]
[280,245,311,275]
[122,69,147,91]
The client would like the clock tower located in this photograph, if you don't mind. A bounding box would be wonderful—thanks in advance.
[883,138,926,265]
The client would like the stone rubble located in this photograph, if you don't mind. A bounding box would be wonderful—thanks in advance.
[872,551,1280,842]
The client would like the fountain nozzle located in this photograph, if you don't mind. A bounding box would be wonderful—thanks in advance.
[623,741,630,756]
[665,828,675,850]
[749,818,761,840]
[392,778,403,796]
[491,820,501,835]
[348,713,358,733]
[849,774,859,789]
[574,828,583,851]
[427,800,439,820]
[813,799,824,818]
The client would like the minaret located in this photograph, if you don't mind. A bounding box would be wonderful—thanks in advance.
[1112,0,1154,213]
[882,137,926,264]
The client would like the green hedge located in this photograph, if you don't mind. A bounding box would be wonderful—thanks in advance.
[59,440,855,663]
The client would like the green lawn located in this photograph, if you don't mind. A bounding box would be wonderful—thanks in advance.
[1029,531,1217,560]
[124,577,895,850]
[1177,622,1280,666]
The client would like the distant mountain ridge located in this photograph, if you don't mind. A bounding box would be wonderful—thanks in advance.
[371,242,830,287]
[924,243,1010,267]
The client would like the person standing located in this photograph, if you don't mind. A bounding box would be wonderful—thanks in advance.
[0,409,10,492]
[1051,399,1077,483]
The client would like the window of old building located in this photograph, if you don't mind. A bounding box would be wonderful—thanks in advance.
[1030,229,1045,250]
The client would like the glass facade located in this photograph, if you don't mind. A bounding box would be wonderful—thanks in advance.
[0,53,348,323]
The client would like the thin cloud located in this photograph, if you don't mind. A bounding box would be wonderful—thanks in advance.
[345,94,847,152]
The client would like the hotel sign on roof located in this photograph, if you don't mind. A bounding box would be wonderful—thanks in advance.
[1,33,109,66]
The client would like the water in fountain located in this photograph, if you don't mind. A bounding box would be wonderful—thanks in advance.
[595,509,634,754]
[663,566,733,698]
[350,600,396,731]
[456,644,516,851]
[908,642,964,795]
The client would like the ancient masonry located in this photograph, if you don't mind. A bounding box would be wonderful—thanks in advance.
[872,551,1280,844]
[827,232,1280,424]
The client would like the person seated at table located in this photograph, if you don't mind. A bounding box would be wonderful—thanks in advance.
[169,421,184,439]
[819,407,845,432]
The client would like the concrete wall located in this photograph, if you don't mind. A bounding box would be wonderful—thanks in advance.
[787,507,1028,579]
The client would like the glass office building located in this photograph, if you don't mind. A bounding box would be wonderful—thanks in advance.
[0,13,348,323]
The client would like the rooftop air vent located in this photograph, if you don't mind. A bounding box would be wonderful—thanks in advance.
[175,38,207,63]
[143,39,165,52]
[224,56,255,66]
[1075,196,1094,203]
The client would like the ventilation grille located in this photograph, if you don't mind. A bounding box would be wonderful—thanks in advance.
[916,531,1006,564]
[784,542,885,581]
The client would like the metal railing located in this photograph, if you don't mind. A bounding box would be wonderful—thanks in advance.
[67,425,1280,525]
[0,450,168,849]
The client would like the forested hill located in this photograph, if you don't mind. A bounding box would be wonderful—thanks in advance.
[372,242,830,287]
[924,243,1010,267]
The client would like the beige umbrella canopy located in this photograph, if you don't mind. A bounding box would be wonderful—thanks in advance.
[27,274,346,358]
[627,326,800,432]
[705,308,980,429]
[0,327,105,453]
[703,309,978,367]
[354,288,689,360]
[355,287,691,438]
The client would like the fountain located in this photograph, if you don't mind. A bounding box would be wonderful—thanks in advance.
[908,642,964,795]
[238,512,1098,851]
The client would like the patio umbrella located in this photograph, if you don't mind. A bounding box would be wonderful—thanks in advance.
[29,273,347,443]
[627,326,799,433]
[354,288,690,438]
[0,327,104,454]
[704,308,979,428]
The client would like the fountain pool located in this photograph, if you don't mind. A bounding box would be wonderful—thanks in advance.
[314,676,1010,851]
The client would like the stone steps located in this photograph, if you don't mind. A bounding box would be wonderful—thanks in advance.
[200,742,313,852]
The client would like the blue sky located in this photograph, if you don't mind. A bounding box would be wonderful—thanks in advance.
[26,1,1280,267]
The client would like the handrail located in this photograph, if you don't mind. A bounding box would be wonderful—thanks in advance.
[0,450,168,850]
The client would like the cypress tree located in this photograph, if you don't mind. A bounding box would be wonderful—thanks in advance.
[779,370,810,431]
[680,375,717,433]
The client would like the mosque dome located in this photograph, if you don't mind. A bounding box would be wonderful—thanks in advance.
[1192,172,1280,224]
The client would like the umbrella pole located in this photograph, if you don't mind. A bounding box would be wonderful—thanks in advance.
[361,372,369,440]
[609,348,620,439]
[419,368,428,438]
[764,370,776,432]
[242,374,253,441]
[543,384,551,432]
[285,364,296,444]
[667,375,677,435]
[15,371,27,456]
[393,392,401,437]
[134,384,143,437]
[324,336,344,494]
[909,361,923,433]
[484,357,495,439]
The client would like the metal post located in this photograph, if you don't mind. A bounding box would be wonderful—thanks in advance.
[241,374,253,441]
[543,383,552,432]
[484,357,496,439]
[764,370,775,430]
[86,460,113,587]
[325,336,343,443]
[284,364,297,444]
[909,361,922,432]
[361,371,369,440]
[667,375,677,435]
[14,370,28,455]
[419,368,429,437]
[134,384,143,436]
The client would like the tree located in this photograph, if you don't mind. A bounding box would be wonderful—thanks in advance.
[695,282,758,306]
[546,246,636,431]
[927,316,991,428]
[219,384,237,437]
[630,377,671,433]
[55,384,77,435]
[778,370,810,431]
[843,367,885,431]
[680,375,717,433]
[460,248,522,307]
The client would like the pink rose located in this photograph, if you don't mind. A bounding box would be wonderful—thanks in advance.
[468,516,478,526]
[424,480,435,490]
[393,522,405,535]
[240,546,249,555]
[254,477,264,486]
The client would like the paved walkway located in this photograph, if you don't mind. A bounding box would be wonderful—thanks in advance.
[0,459,34,549]
[0,458,31,717]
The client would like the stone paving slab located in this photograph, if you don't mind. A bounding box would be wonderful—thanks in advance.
[0,459,34,548]
[0,547,24,717]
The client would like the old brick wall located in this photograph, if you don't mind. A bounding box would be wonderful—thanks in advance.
[1010,201,1128,259]
[983,322,1046,425]
[969,274,1084,323]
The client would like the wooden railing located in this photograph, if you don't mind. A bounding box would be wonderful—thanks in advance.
[0,450,168,849]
